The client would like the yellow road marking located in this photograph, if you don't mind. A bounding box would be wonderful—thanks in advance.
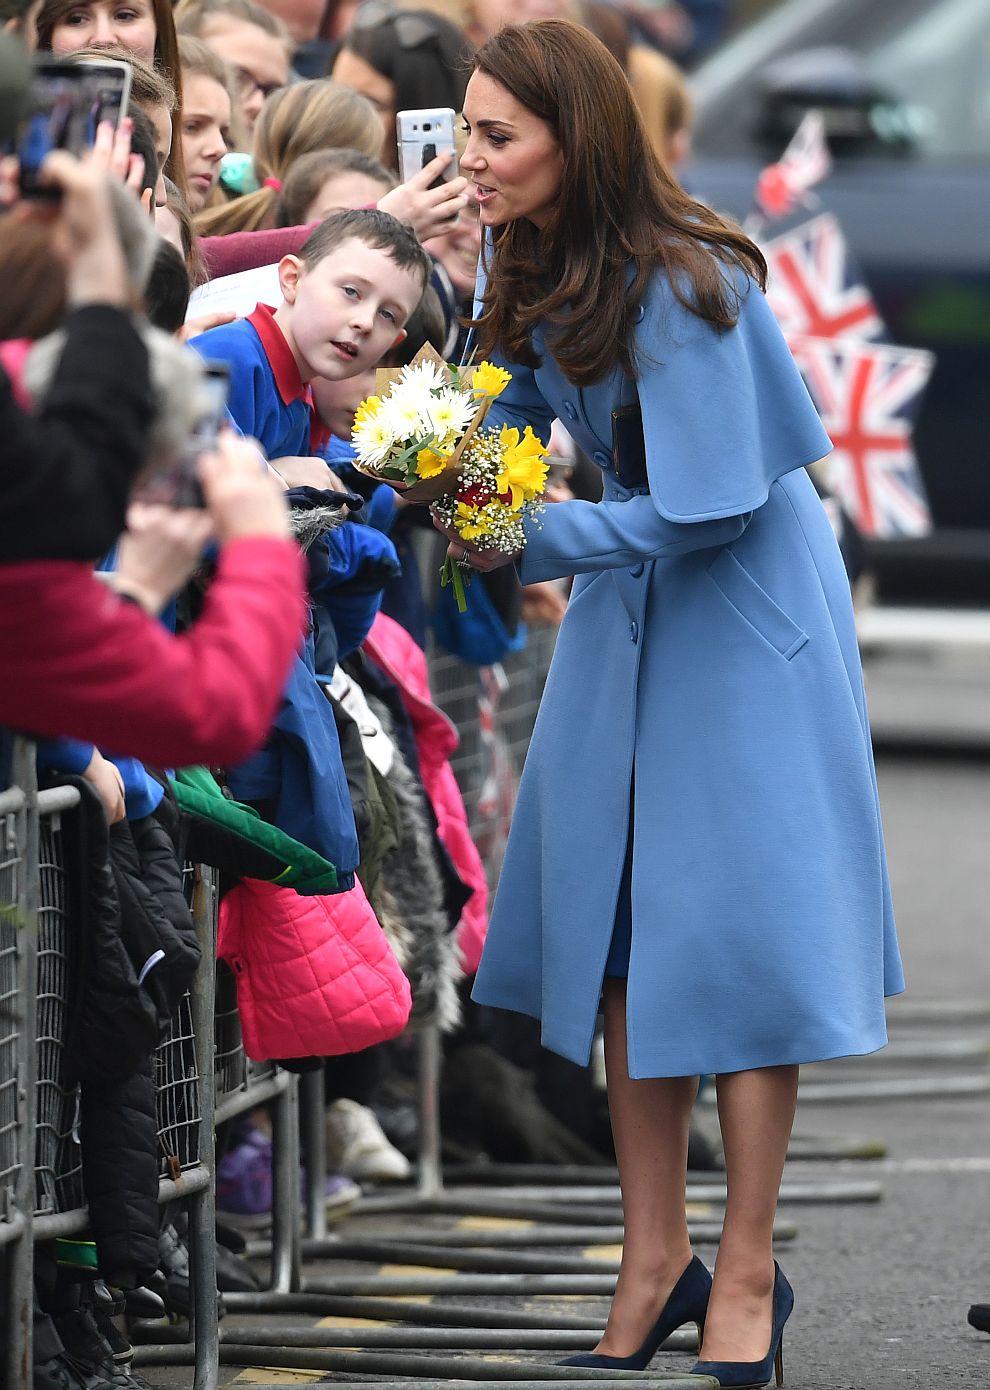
[316,1314,388,1328]
[458,1215,533,1230]
[232,1370,322,1384]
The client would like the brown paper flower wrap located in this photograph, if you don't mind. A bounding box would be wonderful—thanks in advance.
[349,343,507,503]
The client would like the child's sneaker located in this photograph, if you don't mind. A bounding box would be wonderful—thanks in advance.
[325,1098,412,1182]
[215,1125,273,1227]
[322,1173,362,1216]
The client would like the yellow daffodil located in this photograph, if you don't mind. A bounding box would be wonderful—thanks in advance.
[472,361,512,398]
[496,424,550,509]
[415,447,448,479]
[454,501,489,540]
[354,395,381,428]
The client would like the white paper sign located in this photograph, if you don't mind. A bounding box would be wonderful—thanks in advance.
[185,263,281,323]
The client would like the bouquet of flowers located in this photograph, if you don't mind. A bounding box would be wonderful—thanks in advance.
[351,344,550,610]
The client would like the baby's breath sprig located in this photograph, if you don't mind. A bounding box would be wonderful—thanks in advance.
[434,423,549,612]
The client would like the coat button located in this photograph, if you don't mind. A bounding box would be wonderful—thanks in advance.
[562,400,577,420]
[630,621,639,644]
[633,304,645,323]
[630,563,644,578]
[594,450,611,470]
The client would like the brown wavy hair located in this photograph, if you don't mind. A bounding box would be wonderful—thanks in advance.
[470,20,766,386]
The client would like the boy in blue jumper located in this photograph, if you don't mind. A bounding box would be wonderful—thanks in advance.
[188,211,430,885]
[189,208,432,462]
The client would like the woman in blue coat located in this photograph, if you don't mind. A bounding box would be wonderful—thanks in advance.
[437,19,903,1388]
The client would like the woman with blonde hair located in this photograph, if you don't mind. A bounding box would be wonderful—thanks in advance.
[194,79,384,234]
[273,148,396,228]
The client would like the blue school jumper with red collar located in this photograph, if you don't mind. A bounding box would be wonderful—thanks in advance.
[189,303,329,459]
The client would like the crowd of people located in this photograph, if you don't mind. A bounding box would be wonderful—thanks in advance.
[1,1,903,1388]
[0,1,702,1384]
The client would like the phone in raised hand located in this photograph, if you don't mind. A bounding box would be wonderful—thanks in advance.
[134,362,230,509]
[396,106,457,188]
[18,55,132,199]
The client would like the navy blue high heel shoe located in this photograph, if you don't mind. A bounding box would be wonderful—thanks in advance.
[690,1262,794,1388]
[558,1253,711,1371]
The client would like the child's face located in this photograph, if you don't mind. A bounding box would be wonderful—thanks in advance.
[275,238,423,384]
[311,365,377,441]
[181,73,232,213]
[303,171,392,225]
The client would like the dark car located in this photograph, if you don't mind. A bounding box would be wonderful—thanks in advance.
[686,0,990,604]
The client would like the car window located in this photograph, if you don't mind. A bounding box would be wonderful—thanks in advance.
[870,0,990,158]
[695,0,990,161]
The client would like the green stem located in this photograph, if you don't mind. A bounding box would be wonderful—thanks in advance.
[440,556,470,613]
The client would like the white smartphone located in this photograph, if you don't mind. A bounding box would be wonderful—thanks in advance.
[396,106,457,187]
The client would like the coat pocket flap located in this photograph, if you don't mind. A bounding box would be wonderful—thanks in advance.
[707,547,809,660]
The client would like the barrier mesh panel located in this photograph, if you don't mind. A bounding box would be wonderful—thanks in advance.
[34,812,83,1215]
[0,806,22,1222]
[215,960,276,1106]
[427,628,557,887]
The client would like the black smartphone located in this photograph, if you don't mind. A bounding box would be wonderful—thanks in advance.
[18,55,132,199]
[136,362,230,509]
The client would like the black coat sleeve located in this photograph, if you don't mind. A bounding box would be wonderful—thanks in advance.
[0,305,152,561]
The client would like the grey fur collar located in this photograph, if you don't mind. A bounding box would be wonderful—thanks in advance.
[368,694,462,1035]
[288,505,346,551]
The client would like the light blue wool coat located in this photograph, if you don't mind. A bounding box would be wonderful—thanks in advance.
[470,267,905,1079]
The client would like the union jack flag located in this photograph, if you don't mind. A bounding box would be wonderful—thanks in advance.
[789,334,934,538]
[753,109,832,220]
[763,213,887,343]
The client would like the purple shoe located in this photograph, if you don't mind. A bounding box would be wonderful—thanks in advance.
[216,1126,273,1226]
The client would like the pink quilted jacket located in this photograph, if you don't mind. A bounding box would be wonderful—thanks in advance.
[364,614,489,974]
[217,877,412,1061]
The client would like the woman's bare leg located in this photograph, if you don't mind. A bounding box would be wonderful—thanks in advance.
[593,978,700,1356]
[698,1065,799,1363]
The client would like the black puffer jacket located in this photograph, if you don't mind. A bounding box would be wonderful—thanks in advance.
[50,777,201,1286]
[56,778,159,1087]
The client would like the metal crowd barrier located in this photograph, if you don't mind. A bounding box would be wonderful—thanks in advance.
[429,626,559,886]
[0,628,561,1389]
[0,741,276,1390]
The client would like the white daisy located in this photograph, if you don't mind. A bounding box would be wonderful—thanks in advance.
[423,388,476,443]
[398,359,447,394]
[352,412,398,468]
[378,391,431,440]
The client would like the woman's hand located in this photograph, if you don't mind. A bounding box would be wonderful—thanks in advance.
[82,748,126,826]
[34,124,134,306]
[378,153,468,244]
[431,511,520,573]
[114,500,215,614]
[199,432,292,544]
[90,115,146,194]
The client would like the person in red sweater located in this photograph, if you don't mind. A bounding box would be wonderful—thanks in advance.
[1,432,306,768]
[1,142,305,769]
